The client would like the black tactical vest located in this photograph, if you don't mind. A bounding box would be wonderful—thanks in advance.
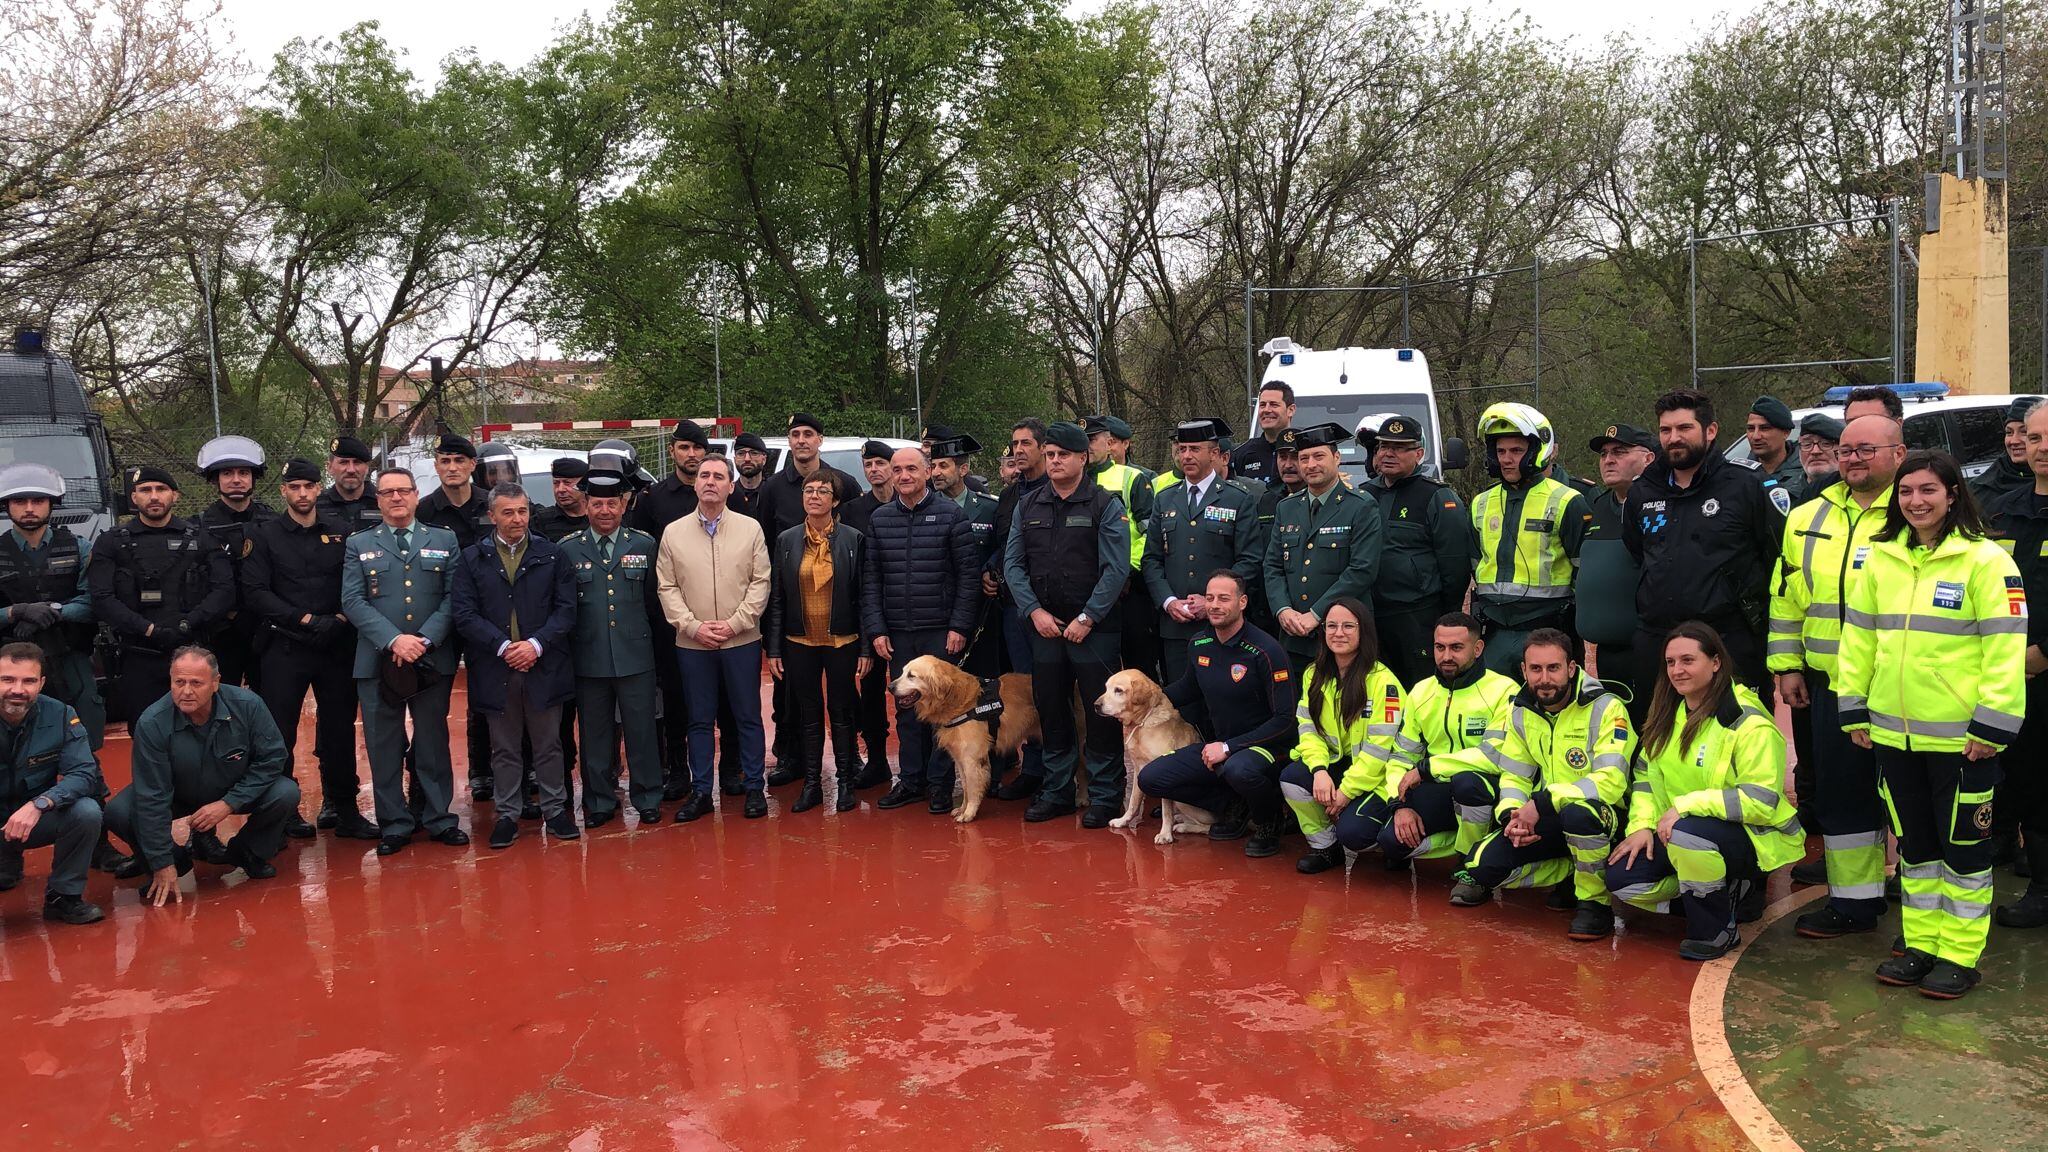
[0,528,89,654]
[1016,477,1121,629]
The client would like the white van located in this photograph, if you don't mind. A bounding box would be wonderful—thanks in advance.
[1256,340,1467,483]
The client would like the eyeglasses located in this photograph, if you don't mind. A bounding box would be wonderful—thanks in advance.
[1837,445,1900,461]
[377,487,416,498]
[1798,440,1837,453]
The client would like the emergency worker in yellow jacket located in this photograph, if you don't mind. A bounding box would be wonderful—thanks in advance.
[1378,612,1518,866]
[1277,598,1405,875]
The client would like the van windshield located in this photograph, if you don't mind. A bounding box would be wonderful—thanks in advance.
[1285,394,1439,479]
[0,430,103,506]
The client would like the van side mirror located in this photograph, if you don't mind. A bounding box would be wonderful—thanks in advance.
[1440,436,1468,471]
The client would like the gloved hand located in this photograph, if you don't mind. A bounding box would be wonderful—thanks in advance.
[8,602,59,631]
[174,618,194,637]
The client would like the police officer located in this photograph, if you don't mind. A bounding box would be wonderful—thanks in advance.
[931,432,1003,677]
[557,471,664,825]
[1970,395,2043,509]
[1247,436,1305,638]
[1231,381,1297,488]
[1003,420,1130,826]
[315,435,382,533]
[1575,423,1657,716]
[1987,401,2048,925]
[1358,415,1473,685]
[416,433,497,804]
[533,457,591,540]
[1086,414,1158,680]
[985,418,1051,801]
[243,458,375,840]
[730,432,773,519]
[1144,418,1264,685]
[921,424,989,493]
[840,439,894,535]
[88,466,234,723]
[106,645,299,904]
[1262,423,1385,681]
[0,463,105,747]
[1469,403,1587,674]
[341,467,469,857]
[1745,396,1807,513]
[195,435,277,690]
[0,641,105,925]
[1136,570,1297,856]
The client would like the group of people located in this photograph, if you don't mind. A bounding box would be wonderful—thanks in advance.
[0,384,2037,1001]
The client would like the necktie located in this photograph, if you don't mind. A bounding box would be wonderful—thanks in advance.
[1188,483,1201,520]
[395,528,412,556]
[600,536,614,563]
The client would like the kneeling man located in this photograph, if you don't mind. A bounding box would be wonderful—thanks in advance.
[0,641,105,924]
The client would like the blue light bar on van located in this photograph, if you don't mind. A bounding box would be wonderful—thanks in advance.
[1279,353,1294,365]
[1398,349,1413,361]
[1821,382,1948,403]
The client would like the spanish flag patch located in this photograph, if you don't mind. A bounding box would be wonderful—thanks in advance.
[1273,668,1289,682]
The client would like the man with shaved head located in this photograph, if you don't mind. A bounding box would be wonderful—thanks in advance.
[1768,413,1905,940]
[861,446,983,812]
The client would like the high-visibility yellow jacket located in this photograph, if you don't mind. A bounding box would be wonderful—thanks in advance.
[1293,661,1406,801]
[1389,663,1518,781]
[1626,684,1804,873]
[1488,670,1636,818]
[1767,482,1891,676]
[1092,460,1150,569]
[1837,528,2028,753]
[1471,475,1584,615]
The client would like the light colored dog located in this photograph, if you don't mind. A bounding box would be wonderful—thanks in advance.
[890,657,1041,824]
[1095,669,1215,844]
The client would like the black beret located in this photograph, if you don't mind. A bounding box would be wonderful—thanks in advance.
[280,457,322,484]
[551,457,589,479]
[1799,414,1845,442]
[579,470,631,498]
[1288,422,1351,451]
[862,439,895,461]
[788,412,824,434]
[125,465,177,492]
[1588,422,1656,452]
[435,433,476,458]
[733,432,768,453]
[2006,396,2044,424]
[671,421,709,447]
[1749,396,1795,432]
[328,435,373,462]
[1175,417,1232,444]
[1084,414,1133,439]
[1044,421,1090,453]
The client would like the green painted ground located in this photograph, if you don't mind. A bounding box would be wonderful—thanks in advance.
[1723,872,2048,1152]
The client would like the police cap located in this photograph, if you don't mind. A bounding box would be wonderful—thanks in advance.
[1084,414,1133,440]
[1375,415,1423,444]
[579,469,631,498]
[1287,423,1350,451]
[1587,422,1656,452]
[930,433,982,459]
[1174,417,1232,444]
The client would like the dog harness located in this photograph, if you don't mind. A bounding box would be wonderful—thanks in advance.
[939,677,1008,728]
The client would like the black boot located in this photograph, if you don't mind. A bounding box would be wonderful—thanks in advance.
[1997,839,2048,928]
[790,711,827,813]
[792,768,825,813]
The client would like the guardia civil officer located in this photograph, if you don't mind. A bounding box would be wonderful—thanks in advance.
[0,463,106,746]
[1086,414,1158,680]
[88,466,234,723]
[1575,423,1657,716]
[984,418,1051,800]
[315,435,382,533]
[931,432,1004,678]
[242,458,374,840]
[1262,423,1385,681]
[1247,436,1305,638]
[1357,415,1473,685]
[557,471,665,824]
[840,439,894,535]
[1003,420,1131,825]
[1468,403,1587,674]
[106,646,300,903]
[921,424,990,493]
[1969,396,2042,509]
[416,433,496,802]
[533,457,591,540]
[1986,401,2048,924]
[0,641,105,925]
[1745,396,1808,513]
[1144,418,1263,685]
[194,436,276,690]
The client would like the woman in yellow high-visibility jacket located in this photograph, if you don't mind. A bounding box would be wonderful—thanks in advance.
[1277,597,1406,875]
[1837,451,2027,1000]
[1607,622,1804,961]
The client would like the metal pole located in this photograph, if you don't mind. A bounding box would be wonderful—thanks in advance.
[909,276,922,429]
[1243,279,1255,416]
[1401,279,1411,346]
[1089,299,1102,414]
[200,255,222,437]
[2040,252,2046,392]
[712,311,723,419]
[1531,256,1542,407]
[1890,200,1903,382]
[1688,234,1699,388]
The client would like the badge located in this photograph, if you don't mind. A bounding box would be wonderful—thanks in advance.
[1932,580,1965,611]
[1197,655,1211,667]
[1230,664,1247,682]
[621,554,649,569]
[1202,505,1238,523]
[1702,498,1720,517]
[1972,802,1994,832]
[241,539,254,558]
[421,548,452,560]
[1524,518,1553,532]
[1462,715,1486,737]
[359,550,383,561]
[1768,487,1791,514]
[1565,747,1588,769]
[1852,545,1869,570]
[2006,575,2026,615]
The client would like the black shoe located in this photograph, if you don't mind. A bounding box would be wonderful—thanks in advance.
[765,766,804,788]
[674,791,714,823]
[929,783,956,815]
[490,818,518,849]
[743,789,768,819]
[469,779,492,803]
[1081,803,1117,830]
[376,836,409,857]
[229,841,278,880]
[792,781,825,813]
[91,834,127,873]
[584,809,616,829]
[1449,875,1491,907]
[854,760,892,789]
[720,777,746,798]
[546,813,581,840]
[42,892,104,925]
[0,846,21,891]
[835,778,859,812]
[1891,934,1907,957]
[662,779,689,802]
[1244,823,1280,858]
[1790,857,1827,886]
[316,801,339,830]
[1875,948,1939,987]
[1546,884,1579,913]
[1736,881,1767,924]
[1568,903,1615,942]
[430,827,470,847]
[1995,886,2048,929]
[1023,799,1076,823]
[1679,932,1739,961]
[518,803,543,821]
[993,774,1042,802]
[1296,843,1346,874]
[189,828,232,866]
[285,815,317,840]
[109,854,149,880]
[1918,960,1983,1000]
[335,818,383,841]
[1794,905,1877,939]
[1207,801,1250,841]
[877,781,921,810]
[636,807,661,824]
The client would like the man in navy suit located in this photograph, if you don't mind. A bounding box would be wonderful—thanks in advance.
[451,483,578,849]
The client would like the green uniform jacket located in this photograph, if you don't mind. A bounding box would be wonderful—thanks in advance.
[556,526,661,679]
[1262,483,1386,656]
[1368,473,1473,612]
[340,523,462,678]
[127,684,289,872]
[1143,475,1264,639]
[0,695,98,812]
[1626,684,1803,873]
[1573,487,1640,649]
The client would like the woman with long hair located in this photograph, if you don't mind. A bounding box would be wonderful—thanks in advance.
[762,474,871,813]
[1837,450,2027,999]
[1605,623,1803,960]
[1278,598,1407,875]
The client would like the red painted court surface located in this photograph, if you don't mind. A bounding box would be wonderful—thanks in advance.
[3,683,2031,1150]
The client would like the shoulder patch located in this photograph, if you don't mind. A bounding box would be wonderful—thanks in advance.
[1769,486,1792,514]
[1730,457,1761,471]
[1273,667,1289,682]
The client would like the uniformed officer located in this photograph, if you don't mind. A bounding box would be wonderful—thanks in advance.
[1575,423,1657,717]
[533,457,591,540]
[1003,420,1131,825]
[88,466,234,723]
[840,438,894,535]
[1468,403,1587,674]
[1798,414,1844,490]
[314,435,382,533]
[1358,415,1474,685]
[106,646,299,904]
[1970,394,2043,509]
[0,463,106,747]
[1230,380,1297,488]
[730,431,773,519]
[558,471,665,825]
[341,467,469,857]
[416,433,497,803]
[921,424,990,493]
[1247,436,1305,638]
[1086,414,1158,680]
[1262,423,1385,681]
[930,432,1003,677]
[1144,418,1264,685]
[242,458,374,841]
[986,418,1051,801]
[1745,396,1807,513]
[194,435,276,691]
[1137,570,1298,856]
[0,641,105,924]
[1987,401,2048,926]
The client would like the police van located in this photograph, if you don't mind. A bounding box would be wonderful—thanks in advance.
[1256,339,1467,483]
[0,330,121,543]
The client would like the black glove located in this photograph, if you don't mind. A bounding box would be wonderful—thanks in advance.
[8,602,59,631]
[306,615,340,641]
[175,618,194,637]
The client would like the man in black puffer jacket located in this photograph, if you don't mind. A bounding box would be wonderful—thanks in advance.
[862,447,982,813]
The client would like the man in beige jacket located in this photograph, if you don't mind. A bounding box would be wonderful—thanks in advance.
[655,456,773,821]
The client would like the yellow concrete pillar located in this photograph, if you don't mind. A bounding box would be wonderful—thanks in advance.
[1914,174,2010,396]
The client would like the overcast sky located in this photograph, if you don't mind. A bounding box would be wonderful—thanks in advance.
[215,0,1767,76]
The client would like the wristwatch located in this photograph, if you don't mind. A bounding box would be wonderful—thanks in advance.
[32,795,53,812]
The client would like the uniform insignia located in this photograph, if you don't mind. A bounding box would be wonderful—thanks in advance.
[1614,725,1627,743]
[1972,802,1994,832]
[1932,580,1965,611]
[421,547,452,560]
[1701,498,1720,517]
[1565,747,1588,769]
[1398,507,1409,519]
[1273,668,1289,682]
[621,554,649,569]
[1442,500,1458,509]
[1197,655,1211,667]
[1462,715,1486,737]
[1852,545,1870,570]
[1201,505,1237,523]
[1768,487,1791,514]
[359,550,382,561]
[1230,663,1247,682]
[1606,425,1618,438]
[2006,577,2026,615]
[241,539,254,558]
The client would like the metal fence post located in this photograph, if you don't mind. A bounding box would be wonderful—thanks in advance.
[1401,279,1411,346]
[1531,257,1542,407]
[1688,233,1699,389]
[1890,199,1903,383]
[1243,279,1255,416]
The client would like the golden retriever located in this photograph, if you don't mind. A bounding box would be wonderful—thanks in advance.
[890,657,1041,823]
[1095,669,1216,844]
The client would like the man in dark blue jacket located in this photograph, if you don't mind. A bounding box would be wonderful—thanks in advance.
[864,447,982,812]
[0,642,105,924]
[451,484,578,850]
